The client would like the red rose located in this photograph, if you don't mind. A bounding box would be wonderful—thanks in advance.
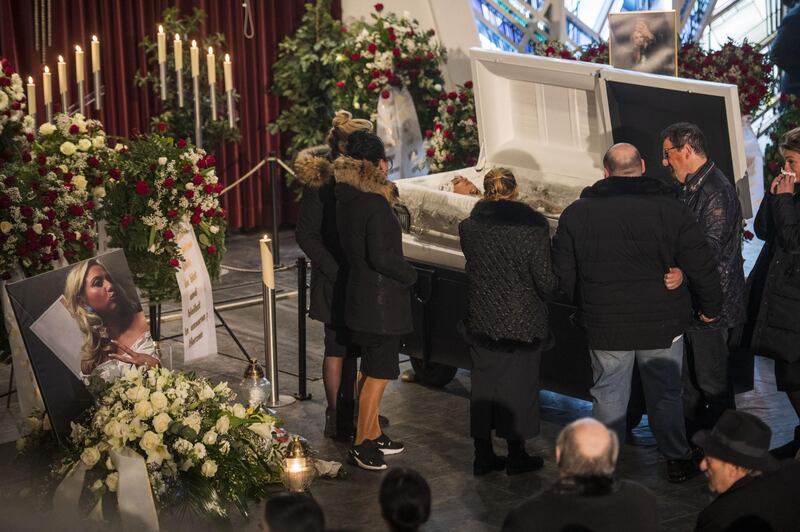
[191,213,201,224]
[426,51,434,60]
[0,195,9,209]
[121,214,134,226]
[207,245,217,254]
[448,91,457,99]
[744,230,754,241]
[20,206,33,219]
[446,105,455,115]
[135,180,150,195]
[351,52,361,61]
[381,90,391,99]
[367,82,377,91]
[368,43,378,54]
[177,138,187,149]
[205,154,216,166]
[196,158,207,169]
[203,184,216,194]
[559,50,572,59]
[205,208,216,217]
[458,93,467,103]
[84,199,94,210]
[93,176,103,186]
[60,221,70,231]
[84,240,95,251]
[392,47,401,57]
[21,151,31,162]
[545,46,556,55]
[182,164,193,173]
[169,258,180,268]
[156,122,168,133]
[25,133,34,142]
[193,174,204,185]
[109,167,121,179]
[184,190,195,200]
[445,152,454,162]
[3,66,12,76]
[68,204,84,216]
[374,3,384,11]
[434,123,443,131]
[0,78,10,87]
[426,148,435,157]
[11,101,20,111]
[388,33,397,42]
[163,177,175,188]
[336,80,346,89]
[340,25,348,33]
[167,209,178,219]
[372,69,381,79]
[424,129,433,139]
[88,156,99,168]
[69,124,79,135]
[4,175,15,186]
[443,130,453,139]
[163,229,175,240]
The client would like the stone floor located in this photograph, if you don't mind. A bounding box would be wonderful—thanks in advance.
[0,231,796,532]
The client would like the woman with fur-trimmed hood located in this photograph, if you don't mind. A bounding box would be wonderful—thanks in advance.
[334,130,416,471]
[294,111,372,441]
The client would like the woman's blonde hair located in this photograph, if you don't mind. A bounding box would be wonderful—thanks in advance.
[64,259,135,375]
[483,167,517,200]
[780,127,800,156]
[326,110,374,158]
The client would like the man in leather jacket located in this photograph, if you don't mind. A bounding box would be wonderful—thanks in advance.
[660,122,747,440]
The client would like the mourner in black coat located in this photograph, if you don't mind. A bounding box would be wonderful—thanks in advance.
[334,131,415,471]
[661,122,746,438]
[293,111,374,441]
[459,167,555,477]
[744,126,800,458]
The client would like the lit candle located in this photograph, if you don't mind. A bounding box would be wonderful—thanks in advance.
[174,34,183,70]
[206,46,216,86]
[43,66,52,105]
[74,45,84,83]
[57,55,67,94]
[157,25,166,63]
[27,76,36,116]
[91,35,100,73]
[190,40,199,78]
[223,54,232,92]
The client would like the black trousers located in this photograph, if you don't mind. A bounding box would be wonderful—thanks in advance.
[470,343,542,440]
[683,328,735,438]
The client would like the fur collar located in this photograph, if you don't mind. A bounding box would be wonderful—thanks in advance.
[580,176,677,199]
[333,156,398,206]
[293,145,332,188]
[469,199,549,229]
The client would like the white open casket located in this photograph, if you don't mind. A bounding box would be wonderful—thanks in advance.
[397,48,749,271]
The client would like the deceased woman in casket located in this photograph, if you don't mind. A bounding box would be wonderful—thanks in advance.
[64,259,159,382]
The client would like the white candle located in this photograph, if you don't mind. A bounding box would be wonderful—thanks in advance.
[27,76,36,116]
[206,46,216,86]
[260,236,275,289]
[223,54,232,92]
[190,40,199,78]
[91,35,100,73]
[157,25,166,63]
[57,56,67,94]
[174,34,183,71]
[75,45,84,83]
[43,66,52,105]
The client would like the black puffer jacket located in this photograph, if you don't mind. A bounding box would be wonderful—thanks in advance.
[553,176,722,351]
[334,156,417,336]
[679,160,746,329]
[294,145,344,326]
[458,199,556,347]
[744,187,800,363]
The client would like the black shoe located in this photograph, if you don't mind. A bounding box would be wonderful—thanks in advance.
[506,453,544,476]
[373,433,404,455]
[667,458,701,483]
[474,454,507,476]
[770,425,800,460]
[348,440,387,471]
[324,407,337,439]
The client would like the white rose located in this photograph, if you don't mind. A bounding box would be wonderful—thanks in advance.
[105,472,119,492]
[0,221,12,234]
[103,419,122,439]
[31,224,42,235]
[185,182,194,190]
[39,122,56,136]
[201,459,218,478]
[92,186,106,199]
[434,83,443,92]
[25,416,42,433]
[198,385,214,401]
[60,141,77,156]
[193,442,207,460]
[183,412,202,433]
[150,391,168,411]
[133,400,154,419]
[92,136,105,148]
[215,415,230,435]
[72,175,87,191]
[80,446,101,467]
[126,386,150,403]
[139,431,161,453]
[219,441,230,455]
[76,138,91,151]
[0,91,9,111]
[202,430,218,445]
[247,422,275,442]
[158,157,167,166]
[231,403,247,419]
[114,143,126,152]
[152,412,172,434]
[91,479,104,491]
[209,225,219,234]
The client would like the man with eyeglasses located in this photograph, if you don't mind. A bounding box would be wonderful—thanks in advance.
[660,122,746,446]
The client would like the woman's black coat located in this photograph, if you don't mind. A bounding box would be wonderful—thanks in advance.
[333,156,417,336]
[743,188,800,362]
[293,145,345,326]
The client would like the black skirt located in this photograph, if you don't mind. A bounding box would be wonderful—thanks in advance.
[470,343,542,440]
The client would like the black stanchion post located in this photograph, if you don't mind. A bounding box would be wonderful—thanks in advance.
[295,257,311,400]
[268,152,281,266]
[149,303,161,341]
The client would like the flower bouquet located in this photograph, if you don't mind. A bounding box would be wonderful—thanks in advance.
[105,126,226,302]
[533,40,577,60]
[0,113,117,278]
[58,366,290,520]
[0,56,34,162]
[424,81,479,172]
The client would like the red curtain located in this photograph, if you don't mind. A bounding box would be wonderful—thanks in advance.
[0,0,341,230]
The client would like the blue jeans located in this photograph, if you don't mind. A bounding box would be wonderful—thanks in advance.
[590,339,691,460]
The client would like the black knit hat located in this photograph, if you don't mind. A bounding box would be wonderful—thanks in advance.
[692,410,779,472]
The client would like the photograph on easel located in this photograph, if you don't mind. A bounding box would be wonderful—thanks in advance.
[608,10,678,76]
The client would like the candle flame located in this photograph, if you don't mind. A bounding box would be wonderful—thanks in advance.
[27,76,33,84]
[44,66,50,73]
[208,46,214,55]
[58,55,64,63]
[225,53,231,62]
[175,33,181,41]
[158,24,164,33]
[191,39,197,48]
[75,45,82,53]
[92,35,98,43]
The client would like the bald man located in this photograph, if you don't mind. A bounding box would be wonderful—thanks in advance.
[552,144,723,482]
[502,418,657,532]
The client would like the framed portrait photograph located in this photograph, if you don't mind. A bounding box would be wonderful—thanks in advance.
[608,10,678,77]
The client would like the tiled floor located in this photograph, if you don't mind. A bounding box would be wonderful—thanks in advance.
[0,231,796,532]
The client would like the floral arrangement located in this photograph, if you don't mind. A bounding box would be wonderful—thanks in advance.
[16,409,55,455]
[533,40,577,61]
[578,42,609,64]
[104,126,226,302]
[0,113,117,279]
[678,39,774,117]
[424,81,479,172]
[58,366,290,519]
[763,93,800,184]
[0,57,34,161]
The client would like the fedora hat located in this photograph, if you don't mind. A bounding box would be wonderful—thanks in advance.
[692,410,779,471]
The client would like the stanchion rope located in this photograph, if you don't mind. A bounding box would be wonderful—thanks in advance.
[220,156,296,196]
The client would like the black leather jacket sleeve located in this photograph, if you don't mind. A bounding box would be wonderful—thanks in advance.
[551,209,578,302]
[696,185,737,265]
[768,192,800,252]
[674,210,723,319]
[295,188,339,281]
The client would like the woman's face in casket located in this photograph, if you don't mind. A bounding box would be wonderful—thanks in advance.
[783,149,800,178]
[81,264,119,315]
